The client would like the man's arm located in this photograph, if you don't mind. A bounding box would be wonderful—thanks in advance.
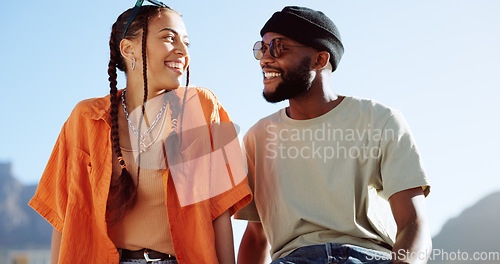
[237,221,269,264]
[389,187,432,264]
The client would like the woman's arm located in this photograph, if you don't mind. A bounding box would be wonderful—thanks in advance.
[213,210,236,264]
[51,228,62,264]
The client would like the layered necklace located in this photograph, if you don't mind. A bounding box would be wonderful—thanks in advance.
[121,88,169,153]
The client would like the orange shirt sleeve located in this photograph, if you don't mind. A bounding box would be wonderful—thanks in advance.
[196,87,252,220]
[29,102,94,233]
[29,121,70,233]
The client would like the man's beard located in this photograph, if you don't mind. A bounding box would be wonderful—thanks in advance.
[263,57,313,103]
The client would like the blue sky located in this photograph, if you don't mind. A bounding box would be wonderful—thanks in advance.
[2,0,500,255]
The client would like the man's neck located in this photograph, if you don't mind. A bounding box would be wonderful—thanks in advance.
[286,80,344,120]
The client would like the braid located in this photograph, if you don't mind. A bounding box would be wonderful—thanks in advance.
[164,66,190,167]
[178,66,190,151]
[179,67,189,129]
[167,66,189,122]
[106,20,137,224]
[106,5,183,223]
[106,5,162,223]
[135,14,151,186]
[185,66,190,88]
[142,19,149,108]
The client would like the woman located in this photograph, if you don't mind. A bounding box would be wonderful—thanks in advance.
[29,2,251,264]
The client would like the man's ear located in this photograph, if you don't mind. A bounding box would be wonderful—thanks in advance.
[313,51,331,71]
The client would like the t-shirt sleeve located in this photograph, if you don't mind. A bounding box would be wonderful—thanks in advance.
[378,110,430,200]
[28,122,70,233]
[234,129,261,222]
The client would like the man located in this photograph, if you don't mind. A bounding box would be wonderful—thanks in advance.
[235,6,431,264]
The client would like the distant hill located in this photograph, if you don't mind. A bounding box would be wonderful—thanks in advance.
[0,162,52,251]
[430,191,500,264]
[1,160,499,263]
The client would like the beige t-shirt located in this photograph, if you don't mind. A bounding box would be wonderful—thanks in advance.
[235,96,430,260]
[108,98,175,255]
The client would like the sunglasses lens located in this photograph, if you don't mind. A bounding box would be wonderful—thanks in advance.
[253,38,285,59]
[253,41,264,60]
[270,38,283,58]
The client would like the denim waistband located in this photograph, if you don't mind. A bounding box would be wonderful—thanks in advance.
[325,243,392,263]
[271,243,392,264]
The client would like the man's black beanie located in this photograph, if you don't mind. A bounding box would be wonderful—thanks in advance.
[260,6,344,72]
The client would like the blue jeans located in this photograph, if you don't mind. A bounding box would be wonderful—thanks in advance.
[270,243,392,264]
[120,260,177,264]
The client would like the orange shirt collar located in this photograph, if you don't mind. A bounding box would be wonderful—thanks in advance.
[81,90,125,126]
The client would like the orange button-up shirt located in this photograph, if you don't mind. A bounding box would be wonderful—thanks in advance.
[29,87,252,263]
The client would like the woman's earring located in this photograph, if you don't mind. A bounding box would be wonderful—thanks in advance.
[132,58,136,70]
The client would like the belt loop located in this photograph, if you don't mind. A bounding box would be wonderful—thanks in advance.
[325,242,333,262]
[326,243,342,264]
[118,248,123,260]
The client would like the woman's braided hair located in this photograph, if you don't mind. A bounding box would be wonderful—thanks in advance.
[106,5,189,223]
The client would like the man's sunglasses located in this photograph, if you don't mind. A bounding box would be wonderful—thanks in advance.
[253,38,306,60]
[122,0,168,39]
